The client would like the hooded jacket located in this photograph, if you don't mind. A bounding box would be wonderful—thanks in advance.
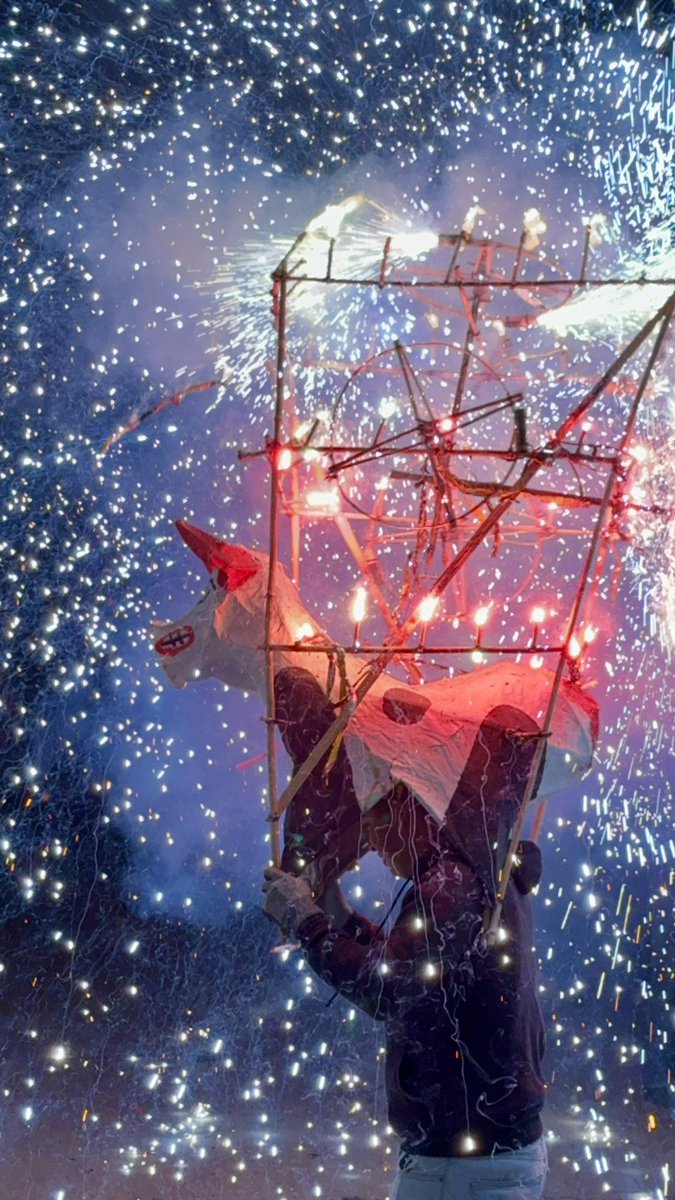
[298,703,546,1156]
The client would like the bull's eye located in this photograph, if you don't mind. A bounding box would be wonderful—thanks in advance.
[206,572,228,594]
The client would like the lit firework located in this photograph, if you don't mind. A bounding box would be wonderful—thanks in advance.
[206,194,439,393]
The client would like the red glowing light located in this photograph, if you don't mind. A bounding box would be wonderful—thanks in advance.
[417,594,439,623]
[567,635,582,659]
[473,605,490,628]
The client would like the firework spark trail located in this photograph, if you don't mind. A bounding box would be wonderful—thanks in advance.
[205,196,439,391]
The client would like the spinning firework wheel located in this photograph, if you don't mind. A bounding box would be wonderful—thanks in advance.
[324,337,571,630]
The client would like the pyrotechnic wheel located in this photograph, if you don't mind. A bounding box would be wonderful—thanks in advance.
[323,339,536,615]
[312,332,596,638]
[327,339,515,516]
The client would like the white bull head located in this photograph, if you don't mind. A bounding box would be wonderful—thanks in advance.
[151,520,353,696]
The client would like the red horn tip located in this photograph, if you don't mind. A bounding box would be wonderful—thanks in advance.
[175,519,221,571]
[175,520,259,590]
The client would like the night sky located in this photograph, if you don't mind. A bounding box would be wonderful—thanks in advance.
[1,2,675,1198]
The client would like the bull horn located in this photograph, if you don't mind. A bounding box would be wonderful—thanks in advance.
[175,520,259,590]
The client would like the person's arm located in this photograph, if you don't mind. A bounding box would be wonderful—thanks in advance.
[299,862,484,1020]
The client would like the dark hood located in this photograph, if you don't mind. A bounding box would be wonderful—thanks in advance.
[439,703,545,905]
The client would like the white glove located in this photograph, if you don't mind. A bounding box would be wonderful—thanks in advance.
[262,867,322,939]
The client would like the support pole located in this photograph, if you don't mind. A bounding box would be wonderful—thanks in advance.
[264,264,289,867]
[579,223,593,284]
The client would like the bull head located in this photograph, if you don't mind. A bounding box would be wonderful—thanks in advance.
[151,521,268,692]
[151,521,336,695]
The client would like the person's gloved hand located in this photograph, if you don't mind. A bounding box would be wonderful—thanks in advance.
[262,866,322,939]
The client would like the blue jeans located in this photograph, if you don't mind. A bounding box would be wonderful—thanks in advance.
[392,1136,549,1199]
